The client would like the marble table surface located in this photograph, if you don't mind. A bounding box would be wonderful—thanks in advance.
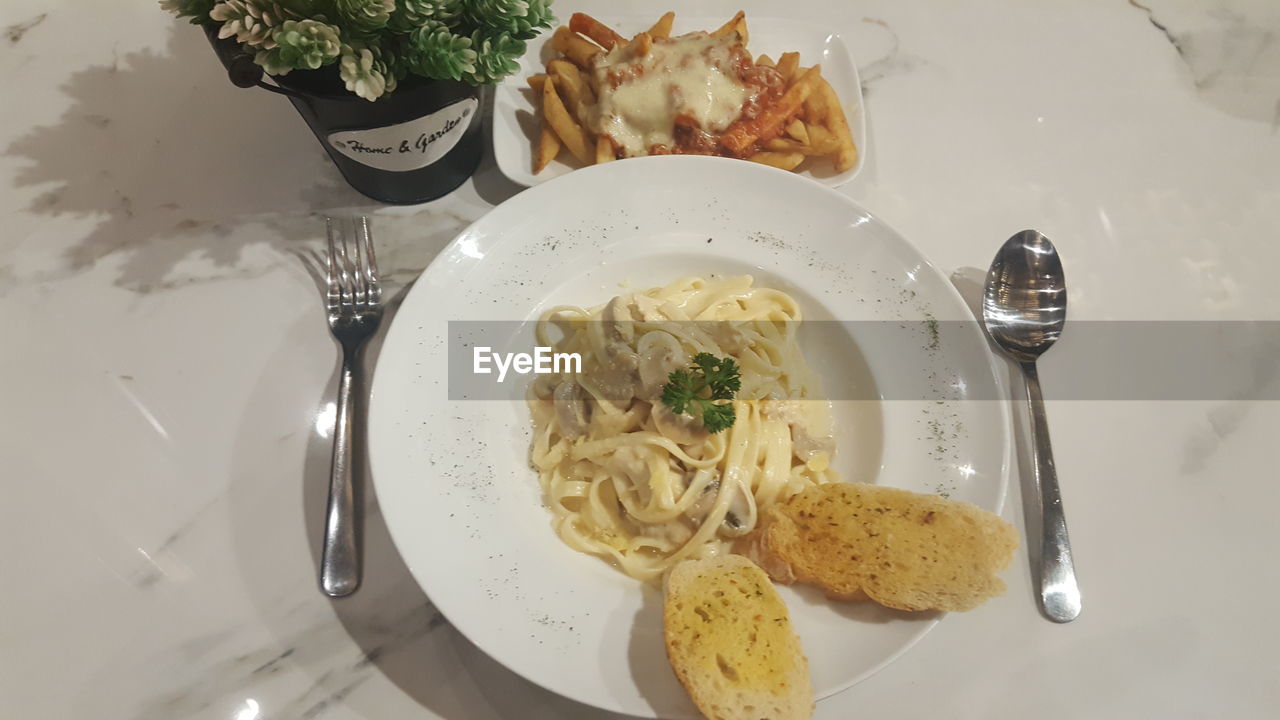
[3,1,1278,718]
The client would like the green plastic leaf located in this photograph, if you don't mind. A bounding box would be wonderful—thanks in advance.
[403,22,477,81]
[333,0,394,33]
[209,0,295,49]
[388,0,462,34]
[339,40,399,100]
[463,0,555,41]
[254,18,342,74]
[465,30,524,84]
[159,0,218,24]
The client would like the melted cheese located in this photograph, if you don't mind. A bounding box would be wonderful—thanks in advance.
[591,32,750,157]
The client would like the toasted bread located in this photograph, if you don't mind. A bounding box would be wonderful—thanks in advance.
[737,483,1019,612]
[663,554,813,720]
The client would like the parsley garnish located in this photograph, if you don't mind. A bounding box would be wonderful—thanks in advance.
[660,353,742,433]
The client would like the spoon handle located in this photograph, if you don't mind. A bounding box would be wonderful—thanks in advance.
[1020,360,1081,622]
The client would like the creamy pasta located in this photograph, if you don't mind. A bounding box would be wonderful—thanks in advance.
[528,275,837,581]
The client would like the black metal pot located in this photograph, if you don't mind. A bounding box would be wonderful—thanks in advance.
[205,28,482,205]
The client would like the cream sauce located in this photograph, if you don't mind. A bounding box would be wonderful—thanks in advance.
[590,32,752,157]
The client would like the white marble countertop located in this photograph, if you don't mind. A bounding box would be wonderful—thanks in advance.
[3,1,1279,718]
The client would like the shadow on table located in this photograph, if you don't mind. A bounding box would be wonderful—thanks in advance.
[4,24,361,287]
[4,21,518,293]
[221,279,641,719]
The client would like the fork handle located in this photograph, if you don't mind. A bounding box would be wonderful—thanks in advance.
[321,352,361,597]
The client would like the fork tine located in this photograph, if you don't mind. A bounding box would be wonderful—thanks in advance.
[325,217,340,305]
[337,220,356,309]
[358,216,381,303]
[351,217,368,307]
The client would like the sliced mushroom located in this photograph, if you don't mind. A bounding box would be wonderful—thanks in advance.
[598,296,640,372]
[684,476,754,537]
[790,401,836,464]
[719,484,754,537]
[577,295,642,404]
[553,380,590,439]
[530,373,558,401]
[637,331,687,402]
[603,295,635,331]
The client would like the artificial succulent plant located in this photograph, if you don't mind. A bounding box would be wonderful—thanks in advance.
[161,0,554,100]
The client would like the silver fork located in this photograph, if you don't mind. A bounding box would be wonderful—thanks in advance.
[321,216,382,597]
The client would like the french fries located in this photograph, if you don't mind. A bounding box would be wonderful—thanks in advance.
[775,51,800,82]
[596,136,616,164]
[803,82,827,126]
[570,12,625,50]
[816,77,858,172]
[748,151,805,171]
[547,59,593,119]
[764,137,804,152]
[711,10,748,44]
[530,12,857,176]
[627,31,653,58]
[541,78,592,164]
[534,121,561,173]
[804,124,841,156]
[786,119,809,144]
[551,26,603,69]
[648,12,675,39]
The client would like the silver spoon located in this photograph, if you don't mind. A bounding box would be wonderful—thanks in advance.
[982,229,1081,623]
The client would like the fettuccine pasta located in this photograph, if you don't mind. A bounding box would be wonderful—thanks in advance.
[528,276,837,581]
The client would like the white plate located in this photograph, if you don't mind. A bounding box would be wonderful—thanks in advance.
[369,156,1009,718]
[493,7,866,188]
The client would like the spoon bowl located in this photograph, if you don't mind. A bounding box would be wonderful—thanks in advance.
[983,229,1067,361]
[981,229,1081,623]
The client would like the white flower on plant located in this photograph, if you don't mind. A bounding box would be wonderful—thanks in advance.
[210,0,294,50]
[341,44,388,101]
